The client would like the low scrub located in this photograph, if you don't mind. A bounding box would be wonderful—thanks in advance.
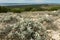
[0,6,60,13]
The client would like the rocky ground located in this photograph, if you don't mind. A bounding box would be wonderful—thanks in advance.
[0,11,60,40]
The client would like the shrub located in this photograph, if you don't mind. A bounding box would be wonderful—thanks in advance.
[9,18,48,40]
[0,6,9,13]
[24,7,33,11]
[0,18,48,40]
[31,8,37,11]
[11,8,22,13]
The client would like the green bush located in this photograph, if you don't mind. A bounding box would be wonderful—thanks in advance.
[0,6,9,13]
[11,8,22,13]
[24,7,33,11]
[11,8,26,13]
[47,7,60,11]
[31,8,37,11]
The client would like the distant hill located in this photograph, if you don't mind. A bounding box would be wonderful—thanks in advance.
[0,3,60,6]
[0,3,33,6]
[0,3,60,8]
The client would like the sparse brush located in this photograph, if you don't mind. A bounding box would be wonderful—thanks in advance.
[38,14,54,23]
[1,16,18,24]
[0,13,55,40]
[0,25,13,38]
[6,18,48,40]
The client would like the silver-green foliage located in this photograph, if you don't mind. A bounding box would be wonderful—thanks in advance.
[0,15,49,40]
[10,18,47,40]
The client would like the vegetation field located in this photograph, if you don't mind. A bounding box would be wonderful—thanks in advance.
[0,11,60,40]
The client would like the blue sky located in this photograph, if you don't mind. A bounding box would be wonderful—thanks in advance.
[0,0,60,3]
